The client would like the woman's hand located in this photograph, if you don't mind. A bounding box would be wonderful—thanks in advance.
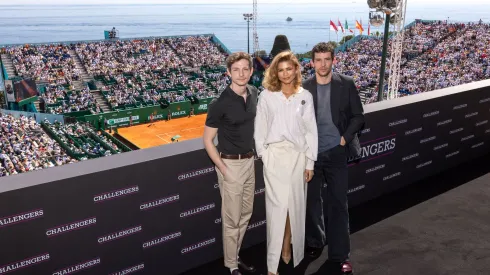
[304,169,314,182]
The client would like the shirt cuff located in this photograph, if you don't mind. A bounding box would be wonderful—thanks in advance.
[306,158,315,170]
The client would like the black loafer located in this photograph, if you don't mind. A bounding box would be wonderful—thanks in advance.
[237,258,256,273]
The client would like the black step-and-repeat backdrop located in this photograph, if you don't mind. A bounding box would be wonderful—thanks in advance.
[0,151,266,275]
[346,86,490,204]
[0,86,489,275]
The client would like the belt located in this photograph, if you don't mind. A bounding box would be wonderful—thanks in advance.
[220,151,254,160]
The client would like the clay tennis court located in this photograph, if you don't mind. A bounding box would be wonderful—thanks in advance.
[116,114,207,149]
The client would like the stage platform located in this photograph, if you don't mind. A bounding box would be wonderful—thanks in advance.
[116,114,207,149]
[183,153,490,275]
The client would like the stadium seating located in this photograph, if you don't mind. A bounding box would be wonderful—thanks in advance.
[0,114,77,177]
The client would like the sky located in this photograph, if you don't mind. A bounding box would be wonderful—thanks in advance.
[0,0,486,5]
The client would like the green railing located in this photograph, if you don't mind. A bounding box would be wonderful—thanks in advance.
[17,96,38,106]
[99,130,132,152]
[41,122,87,160]
[0,61,4,94]
[88,130,121,155]
[211,35,232,54]
[1,59,8,80]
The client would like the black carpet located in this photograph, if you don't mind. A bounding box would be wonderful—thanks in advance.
[182,153,490,275]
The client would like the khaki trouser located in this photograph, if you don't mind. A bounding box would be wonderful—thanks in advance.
[216,157,255,269]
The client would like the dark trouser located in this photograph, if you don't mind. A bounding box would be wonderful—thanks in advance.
[306,145,350,261]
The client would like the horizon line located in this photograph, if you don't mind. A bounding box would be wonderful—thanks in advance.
[0,2,352,6]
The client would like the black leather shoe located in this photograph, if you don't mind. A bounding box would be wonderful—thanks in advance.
[231,269,242,275]
[305,246,323,258]
[339,260,353,275]
[237,258,256,273]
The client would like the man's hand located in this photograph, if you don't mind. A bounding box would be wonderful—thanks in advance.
[218,165,227,176]
[304,169,314,182]
[340,136,346,146]
[220,165,236,182]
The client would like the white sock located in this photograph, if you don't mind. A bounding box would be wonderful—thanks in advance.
[230,268,238,273]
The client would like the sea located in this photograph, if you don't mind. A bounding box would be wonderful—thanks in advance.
[0,2,489,54]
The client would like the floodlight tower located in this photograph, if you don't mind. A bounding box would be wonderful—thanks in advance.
[387,0,407,100]
[243,13,253,54]
[252,0,261,55]
[367,0,407,101]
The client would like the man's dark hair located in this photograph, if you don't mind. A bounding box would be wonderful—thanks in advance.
[311,42,335,60]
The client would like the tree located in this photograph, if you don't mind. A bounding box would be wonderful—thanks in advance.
[296,51,312,60]
[270,35,291,58]
[327,41,339,48]
[339,35,354,46]
[255,50,267,57]
[296,41,338,60]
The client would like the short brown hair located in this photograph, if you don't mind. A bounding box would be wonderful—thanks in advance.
[311,42,335,60]
[226,52,253,71]
[262,51,302,92]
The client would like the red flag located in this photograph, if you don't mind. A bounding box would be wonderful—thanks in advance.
[338,18,345,33]
[330,20,338,32]
[368,23,371,35]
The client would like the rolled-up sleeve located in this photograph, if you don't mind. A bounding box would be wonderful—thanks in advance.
[205,98,222,128]
[254,92,268,157]
[303,92,318,170]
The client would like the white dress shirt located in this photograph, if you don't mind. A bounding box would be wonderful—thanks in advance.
[254,87,318,170]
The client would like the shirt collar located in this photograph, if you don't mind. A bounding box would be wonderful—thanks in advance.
[226,85,251,98]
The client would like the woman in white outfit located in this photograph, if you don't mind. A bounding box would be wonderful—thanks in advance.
[254,51,318,275]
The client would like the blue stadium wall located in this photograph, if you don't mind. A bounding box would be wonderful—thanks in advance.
[0,79,489,275]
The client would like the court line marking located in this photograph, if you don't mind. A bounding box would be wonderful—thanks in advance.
[154,126,204,136]
[155,134,171,144]
[156,133,173,138]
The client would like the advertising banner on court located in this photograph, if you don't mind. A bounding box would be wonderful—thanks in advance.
[193,97,214,114]
[83,101,199,128]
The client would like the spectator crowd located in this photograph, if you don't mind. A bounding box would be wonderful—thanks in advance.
[0,113,128,178]
[333,21,489,103]
[4,36,228,114]
[1,22,489,179]
[3,23,489,110]
[9,44,81,85]
[0,113,76,177]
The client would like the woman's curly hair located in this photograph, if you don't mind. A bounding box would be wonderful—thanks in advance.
[262,51,302,92]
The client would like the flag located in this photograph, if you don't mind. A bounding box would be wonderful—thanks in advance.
[345,19,349,30]
[329,20,338,32]
[338,18,345,33]
[355,20,364,34]
[368,23,371,35]
[150,41,156,53]
[349,29,354,34]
